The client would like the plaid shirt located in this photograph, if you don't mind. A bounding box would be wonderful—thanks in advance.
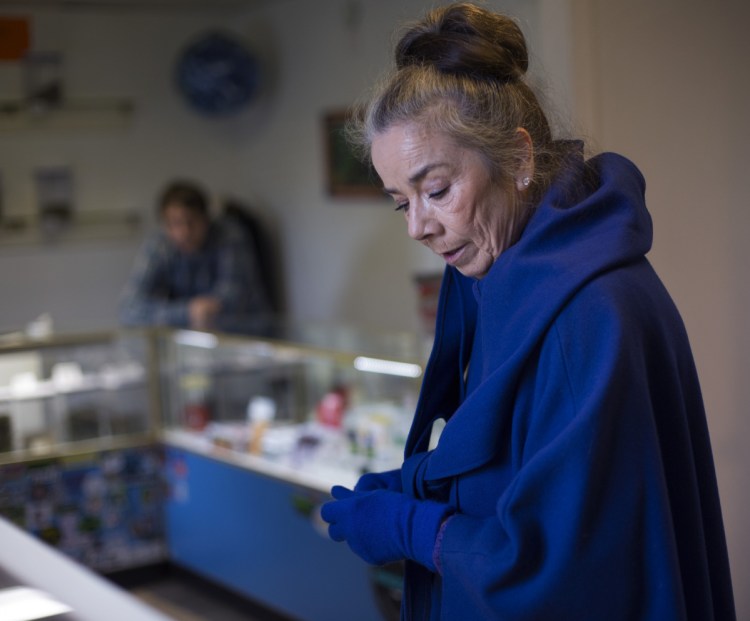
[119,221,271,332]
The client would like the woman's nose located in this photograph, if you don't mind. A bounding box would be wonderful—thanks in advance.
[406,200,433,241]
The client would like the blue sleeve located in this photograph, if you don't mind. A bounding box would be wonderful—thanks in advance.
[436,290,690,620]
[118,234,190,327]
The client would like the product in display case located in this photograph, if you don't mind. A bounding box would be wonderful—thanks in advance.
[0,414,11,452]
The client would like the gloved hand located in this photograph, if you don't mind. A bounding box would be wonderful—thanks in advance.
[320,485,452,571]
[354,468,403,493]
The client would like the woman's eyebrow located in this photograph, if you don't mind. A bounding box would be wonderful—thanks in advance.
[382,162,448,195]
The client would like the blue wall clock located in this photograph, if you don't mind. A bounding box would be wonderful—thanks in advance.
[175,31,260,116]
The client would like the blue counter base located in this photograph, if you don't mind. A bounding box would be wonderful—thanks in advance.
[164,446,391,621]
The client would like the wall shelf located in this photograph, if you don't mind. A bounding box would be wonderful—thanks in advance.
[0,209,143,247]
[0,98,134,131]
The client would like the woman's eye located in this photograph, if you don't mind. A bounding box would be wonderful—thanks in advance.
[394,201,409,212]
[428,187,448,200]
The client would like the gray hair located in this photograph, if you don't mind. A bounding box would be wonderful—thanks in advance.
[348,3,574,206]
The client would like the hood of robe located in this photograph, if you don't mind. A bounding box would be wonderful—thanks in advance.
[405,150,652,479]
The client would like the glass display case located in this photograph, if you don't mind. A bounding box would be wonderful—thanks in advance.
[0,325,425,618]
[0,330,158,463]
[158,324,427,492]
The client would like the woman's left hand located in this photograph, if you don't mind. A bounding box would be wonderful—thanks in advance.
[320,485,452,570]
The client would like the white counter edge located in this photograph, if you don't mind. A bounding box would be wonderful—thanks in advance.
[0,517,175,621]
[162,428,360,494]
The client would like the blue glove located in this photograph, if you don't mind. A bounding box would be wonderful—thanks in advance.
[320,485,452,571]
[354,468,402,493]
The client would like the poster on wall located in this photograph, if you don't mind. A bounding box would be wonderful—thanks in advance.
[24,51,64,110]
[33,166,74,237]
[0,17,30,61]
[323,109,384,199]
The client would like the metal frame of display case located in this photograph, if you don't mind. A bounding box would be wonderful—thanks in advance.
[0,328,162,465]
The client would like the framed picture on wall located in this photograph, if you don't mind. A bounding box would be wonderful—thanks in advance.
[323,108,384,199]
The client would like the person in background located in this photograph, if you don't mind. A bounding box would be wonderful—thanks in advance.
[320,3,735,620]
[119,180,270,332]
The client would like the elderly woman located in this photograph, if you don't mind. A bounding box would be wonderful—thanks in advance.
[321,3,735,620]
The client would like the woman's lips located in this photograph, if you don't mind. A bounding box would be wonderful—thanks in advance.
[441,245,466,266]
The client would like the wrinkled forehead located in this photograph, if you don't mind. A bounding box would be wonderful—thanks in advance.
[371,122,445,174]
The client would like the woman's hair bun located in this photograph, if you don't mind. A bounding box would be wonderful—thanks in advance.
[395,3,528,83]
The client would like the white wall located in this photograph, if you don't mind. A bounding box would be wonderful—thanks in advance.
[570,0,750,614]
[0,5,261,331]
[0,0,557,335]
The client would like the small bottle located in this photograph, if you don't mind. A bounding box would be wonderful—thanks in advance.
[247,396,276,455]
[315,384,349,428]
[183,373,211,431]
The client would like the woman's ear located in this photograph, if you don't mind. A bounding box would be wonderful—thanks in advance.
[514,127,535,191]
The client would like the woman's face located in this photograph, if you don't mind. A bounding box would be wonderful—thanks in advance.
[371,122,517,279]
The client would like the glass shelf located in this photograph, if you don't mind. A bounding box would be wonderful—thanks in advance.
[0,98,133,131]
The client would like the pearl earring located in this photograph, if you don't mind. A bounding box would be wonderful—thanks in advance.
[522,176,531,188]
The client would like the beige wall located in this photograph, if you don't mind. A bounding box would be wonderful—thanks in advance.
[571,0,750,612]
[0,0,545,335]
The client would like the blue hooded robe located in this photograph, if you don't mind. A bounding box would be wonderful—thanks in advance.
[399,152,735,620]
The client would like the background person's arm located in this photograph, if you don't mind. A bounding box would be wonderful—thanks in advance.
[118,234,191,327]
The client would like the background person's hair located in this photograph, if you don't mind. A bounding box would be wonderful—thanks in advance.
[349,2,576,209]
[157,180,209,219]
